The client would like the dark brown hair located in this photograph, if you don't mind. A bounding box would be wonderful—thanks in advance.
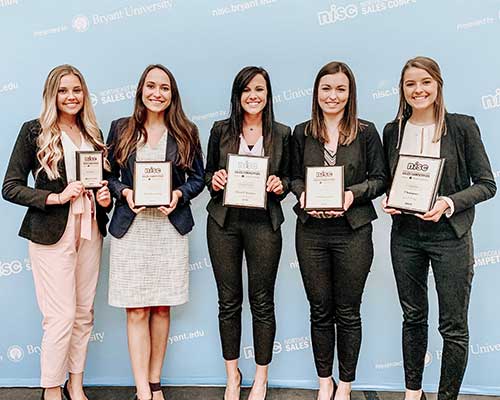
[113,64,200,169]
[229,66,275,153]
[307,61,359,146]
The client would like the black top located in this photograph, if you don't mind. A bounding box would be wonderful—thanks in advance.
[291,119,387,230]
[2,119,111,245]
[204,119,291,231]
[383,113,497,238]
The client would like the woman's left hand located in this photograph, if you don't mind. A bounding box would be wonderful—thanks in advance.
[158,190,182,217]
[266,175,284,195]
[95,180,111,208]
[416,199,449,222]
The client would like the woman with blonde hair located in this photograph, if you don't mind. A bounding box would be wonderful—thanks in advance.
[382,56,496,400]
[2,64,112,400]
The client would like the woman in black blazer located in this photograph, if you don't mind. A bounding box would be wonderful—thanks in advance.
[106,64,204,400]
[205,66,291,400]
[382,56,496,400]
[290,61,386,400]
[2,65,111,400]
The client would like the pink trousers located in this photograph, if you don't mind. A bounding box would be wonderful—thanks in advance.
[29,212,102,387]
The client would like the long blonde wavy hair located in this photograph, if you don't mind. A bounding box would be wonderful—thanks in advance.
[37,64,107,180]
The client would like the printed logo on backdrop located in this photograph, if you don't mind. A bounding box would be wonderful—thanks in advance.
[89,331,105,343]
[189,257,212,272]
[474,250,500,269]
[481,88,500,110]
[7,345,24,363]
[372,81,399,101]
[273,87,313,105]
[434,341,500,360]
[318,0,417,26]
[0,0,19,8]
[212,0,278,17]
[191,86,312,121]
[456,9,500,31]
[72,15,90,32]
[0,259,31,278]
[375,351,432,369]
[243,337,311,359]
[0,81,19,95]
[91,84,137,106]
[168,329,205,345]
[33,1,174,37]
[90,93,99,107]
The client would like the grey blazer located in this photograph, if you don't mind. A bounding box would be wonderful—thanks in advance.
[383,113,497,238]
[204,119,291,231]
[290,119,387,230]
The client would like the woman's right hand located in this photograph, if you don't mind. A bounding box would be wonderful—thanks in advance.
[211,169,227,191]
[381,196,401,215]
[122,188,146,214]
[59,181,85,204]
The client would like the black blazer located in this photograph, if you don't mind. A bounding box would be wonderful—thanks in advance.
[383,113,497,238]
[204,119,291,231]
[290,119,387,230]
[2,119,110,245]
[106,117,205,237]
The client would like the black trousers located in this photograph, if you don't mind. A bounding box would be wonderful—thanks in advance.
[296,217,373,381]
[207,209,282,366]
[391,215,474,400]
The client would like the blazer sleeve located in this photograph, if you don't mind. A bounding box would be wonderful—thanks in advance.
[290,124,306,201]
[448,116,496,213]
[204,122,223,198]
[2,121,51,210]
[176,141,205,206]
[106,119,130,200]
[271,125,292,202]
[346,123,388,204]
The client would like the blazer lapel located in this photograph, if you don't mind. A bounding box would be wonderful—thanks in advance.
[166,133,178,162]
[305,135,324,166]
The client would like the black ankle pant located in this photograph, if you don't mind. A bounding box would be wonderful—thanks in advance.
[296,217,373,381]
[207,209,282,366]
[391,215,474,400]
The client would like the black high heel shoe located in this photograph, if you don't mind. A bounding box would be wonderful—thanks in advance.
[223,368,243,400]
[149,382,163,397]
[63,380,72,400]
[331,377,338,400]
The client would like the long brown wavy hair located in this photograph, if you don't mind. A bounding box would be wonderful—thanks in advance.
[307,61,359,146]
[395,56,447,145]
[37,64,108,180]
[112,64,201,169]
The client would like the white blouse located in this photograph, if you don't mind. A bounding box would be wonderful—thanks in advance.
[238,134,264,156]
[60,130,94,182]
[400,121,440,158]
[399,121,454,216]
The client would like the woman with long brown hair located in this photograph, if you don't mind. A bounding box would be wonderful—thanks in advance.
[106,64,204,400]
[290,61,386,400]
[382,56,496,400]
[2,64,111,400]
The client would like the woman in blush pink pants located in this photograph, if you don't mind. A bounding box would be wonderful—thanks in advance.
[2,65,112,400]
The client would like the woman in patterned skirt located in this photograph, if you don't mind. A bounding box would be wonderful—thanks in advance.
[106,64,204,400]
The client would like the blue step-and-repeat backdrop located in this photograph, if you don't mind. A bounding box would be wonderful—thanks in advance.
[1,0,499,395]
